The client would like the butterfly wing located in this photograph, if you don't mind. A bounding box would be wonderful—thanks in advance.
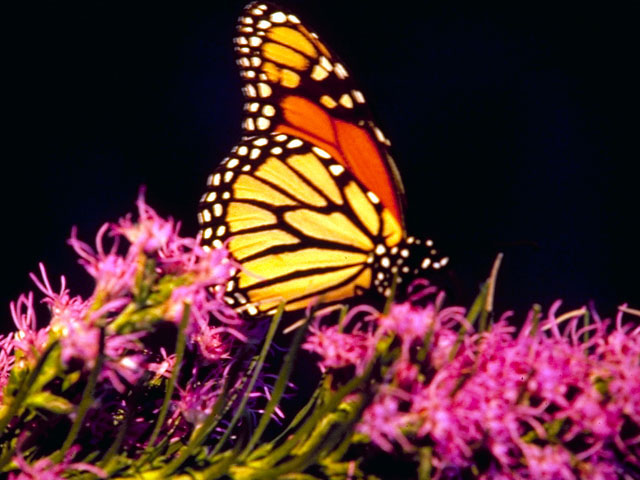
[198,133,404,316]
[234,1,406,226]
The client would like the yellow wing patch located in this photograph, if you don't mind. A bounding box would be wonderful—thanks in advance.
[255,157,327,207]
[233,174,298,206]
[344,181,380,236]
[238,248,368,289]
[229,229,300,260]
[286,152,343,205]
[227,201,277,232]
[266,26,318,58]
[284,209,374,251]
[246,265,367,312]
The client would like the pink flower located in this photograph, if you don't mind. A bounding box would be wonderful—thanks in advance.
[0,333,14,403]
[303,314,377,375]
[114,189,177,254]
[9,442,106,479]
[357,390,414,452]
[174,375,223,427]
[9,292,50,365]
[68,223,138,299]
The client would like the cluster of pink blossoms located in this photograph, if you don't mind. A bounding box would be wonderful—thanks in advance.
[304,286,640,479]
[0,192,267,477]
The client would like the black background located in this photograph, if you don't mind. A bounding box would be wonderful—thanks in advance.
[3,1,637,334]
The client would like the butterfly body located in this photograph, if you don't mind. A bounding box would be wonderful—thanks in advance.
[198,2,448,316]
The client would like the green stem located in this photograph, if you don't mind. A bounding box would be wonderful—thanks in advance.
[53,330,106,463]
[162,304,284,476]
[0,341,58,435]
[239,308,311,459]
[253,358,375,470]
[449,283,487,361]
[208,304,284,456]
[145,304,190,451]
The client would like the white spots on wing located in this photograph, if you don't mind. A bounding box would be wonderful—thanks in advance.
[310,64,329,81]
[421,258,431,269]
[375,244,386,255]
[269,11,287,23]
[252,137,268,147]
[203,227,213,239]
[257,82,272,97]
[212,173,221,186]
[238,57,250,67]
[339,93,353,109]
[213,204,223,217]
[250,56,262,67]
[222,191,231,200]
[251,8,264,16]
[256,20,272,29]
[286,138,303,149]
[440,257,450,267]
[270,146,283,155]
[216,225,226,237]
[250,148,261,159]
[201,209,211,222]
[334,62,348,79]
[247,102,259,112]
[274,134,288,142]
[262,104,276,117]
[247,304,259,316]
[206,191,217,202]
[328,164,344,176]
[236,36,248,45]
[287,14,300,24]
[400,248,409,258]
[244,117,255,131]
[227,158,240,169]
[241,165,251,172]
[244,84,257,97]
[319,56,333,72]
[224,171,234,183]
[426,239,434,247]
[352,89,365,103]
[239,26,254,34]
[212,239,223,249]
[256,117,271,130]
[373,127,387,143]
[249,36,262,47]
[366,191,380,204]
[311,146,331,159]
[237,145,249,156]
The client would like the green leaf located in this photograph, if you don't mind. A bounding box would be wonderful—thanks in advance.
[25,391,73,414]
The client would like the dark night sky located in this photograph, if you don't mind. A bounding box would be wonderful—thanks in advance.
[3,1,637,334]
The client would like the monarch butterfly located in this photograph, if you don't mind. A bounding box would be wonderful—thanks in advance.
[198,1,448,316]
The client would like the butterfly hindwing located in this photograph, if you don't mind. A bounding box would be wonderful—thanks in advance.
[234,1,406,225]
[198,133,405,316]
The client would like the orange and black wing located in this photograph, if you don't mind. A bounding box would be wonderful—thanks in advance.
[233,1,406,226]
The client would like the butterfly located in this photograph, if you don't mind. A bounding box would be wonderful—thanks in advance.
[198,1,448,316]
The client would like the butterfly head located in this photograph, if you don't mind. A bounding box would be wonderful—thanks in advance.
[371,236,449,298]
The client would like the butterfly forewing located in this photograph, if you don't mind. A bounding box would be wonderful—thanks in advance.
[234,1,406,225]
